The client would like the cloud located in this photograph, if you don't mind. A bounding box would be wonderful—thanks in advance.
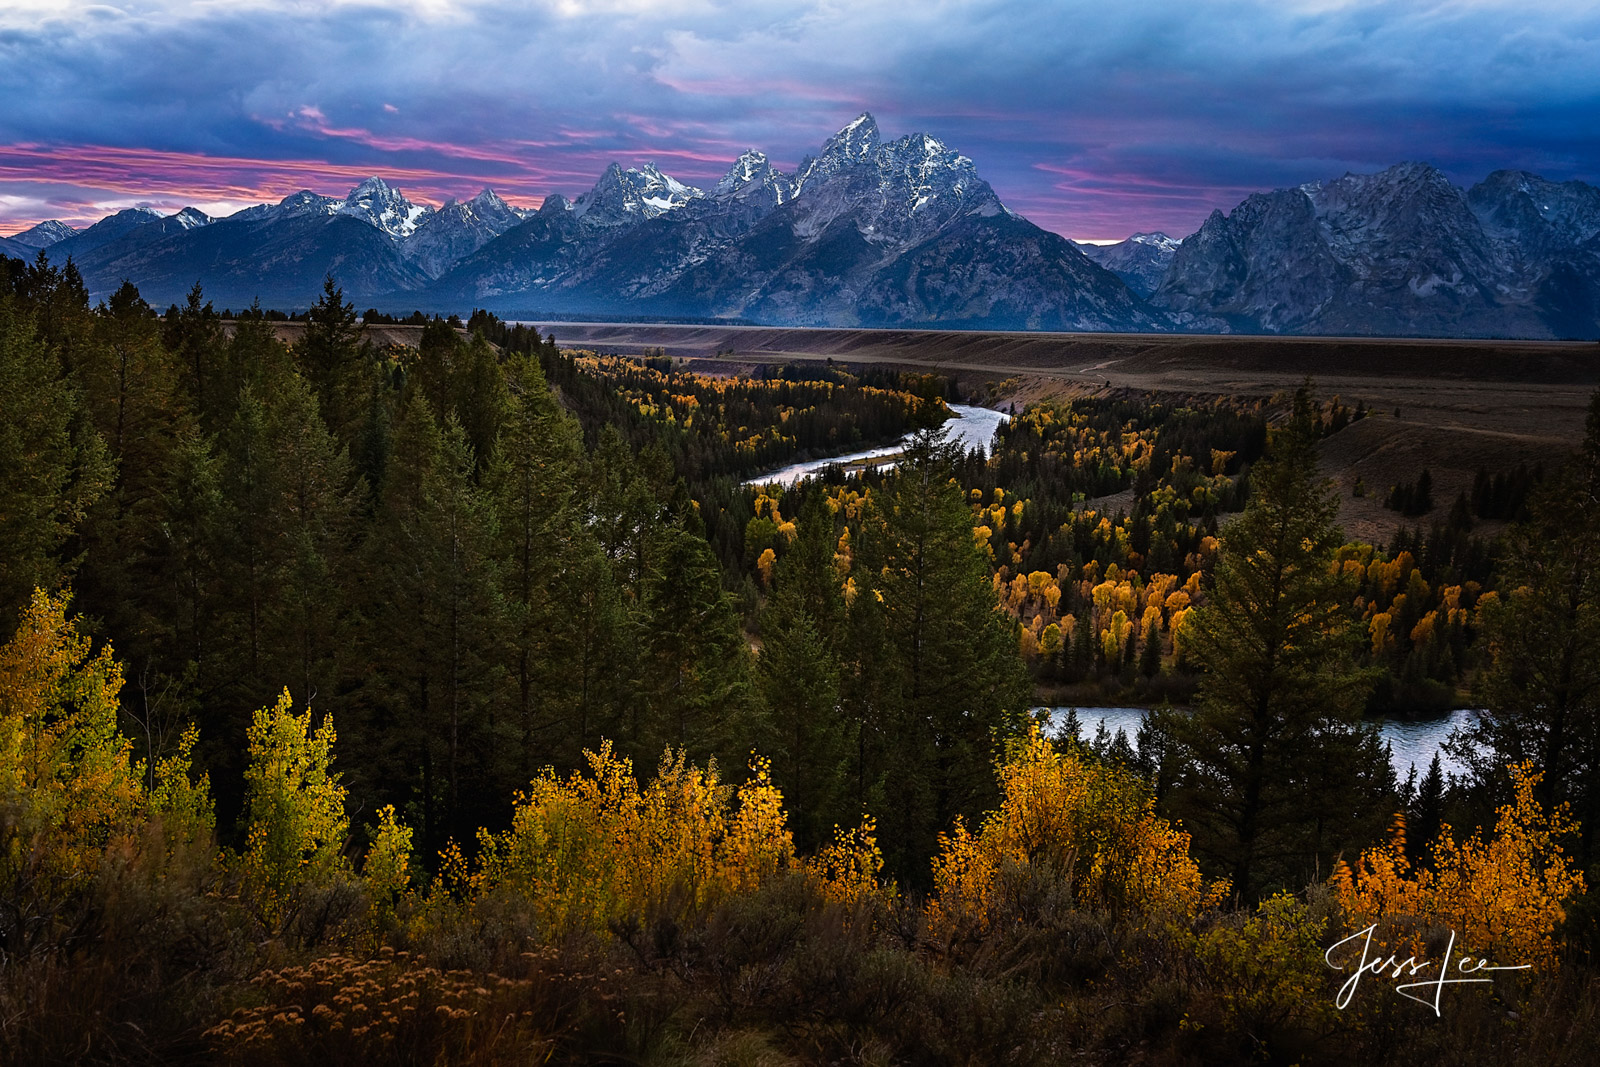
[2,1,1599,237]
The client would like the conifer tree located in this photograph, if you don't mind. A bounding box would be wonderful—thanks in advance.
[849,429,1031,879]
[1156,389,1383,898]
[637,519,758,765]
[360,394,501,848]
[162,282,225,427]
[292,276,365,437]
[0,300,113,629]
[1451,389,1600,861]
[486,353,625,774]
[758,486,851,851]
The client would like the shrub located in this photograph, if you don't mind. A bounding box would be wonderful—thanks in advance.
[1332,761,1585,969]
[927,727,1226,943]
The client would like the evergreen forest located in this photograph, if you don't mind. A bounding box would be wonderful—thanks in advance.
[3,253,1600,1065]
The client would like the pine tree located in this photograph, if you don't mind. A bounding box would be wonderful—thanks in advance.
[637,520,758,765]
[485,354,624,775]
[359,394,502,849]
[162,282,225,427]
[1139,616,1163,678]
[1451,389,1600,861]
[292,276,365,438]
[1155,389,1381,898]
[0,300,113,629]
[849,429,1031,880]
[757,487,851,851]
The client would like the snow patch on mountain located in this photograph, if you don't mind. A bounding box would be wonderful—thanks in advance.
[7,219,79,249]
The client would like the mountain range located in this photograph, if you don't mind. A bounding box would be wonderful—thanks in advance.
[6,115,1599,339]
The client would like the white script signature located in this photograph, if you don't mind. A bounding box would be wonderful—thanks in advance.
[1324,924,1530,1016]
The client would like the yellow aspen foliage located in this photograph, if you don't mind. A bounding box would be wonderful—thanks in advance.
[756,547,777,586]
[926,728,1225,941]
[1102,609,1132,664]
[1332,762,1584,969]
[0,589,142,886]
[239,689,350,925]
[473,742,795,937]
[148,723,216,858]
[363,804,414,926]
[810,819,896,911]
[1040,622,1063,658]
[1141,603,1164,635]
[1369,612,1393,656]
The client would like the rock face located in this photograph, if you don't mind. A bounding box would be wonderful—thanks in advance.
[45,207,166,263]
[5,220,78,249]
[1077,233,1181,298]
[404,189,527,278]
[16,129,1600,336]
[337,177,433,238]
[73,203,427,310]
[1152,163,1600,337]
[429,113,1161,331]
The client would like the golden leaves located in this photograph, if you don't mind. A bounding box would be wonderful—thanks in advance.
[1332,762,1585,970]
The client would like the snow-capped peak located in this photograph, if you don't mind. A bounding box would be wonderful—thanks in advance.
[170,207,212,230]
[7,219,78,249]
[574,162,703,224]
[337,176,434,239]
[1127,231,1181,251]
[821,112,880,163]
[717,149,769,190]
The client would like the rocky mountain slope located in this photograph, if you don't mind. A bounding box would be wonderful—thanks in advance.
[6,130,1598,337]
[1152,163,1600,337]
[428,114,1161,331]
[7,220,77,249]
[1076,233,1181,298]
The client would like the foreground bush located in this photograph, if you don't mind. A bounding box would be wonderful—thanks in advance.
[466,744,794,937]
[926,728,1226,945]
[1333,761,1585,969]
[4,590,1599,1064]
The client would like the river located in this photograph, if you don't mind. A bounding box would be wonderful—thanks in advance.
[1048,706,1479,780]
[746,403,1010,487]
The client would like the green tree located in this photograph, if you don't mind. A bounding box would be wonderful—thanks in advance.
[637,519,759,765]
[0,301,113,628]
[1450,389,1600,861]
[360,394,502,849]
[849,430,1031,880]
[162,282,225,427]
[292,276,365,437]
[486,353,626,775]
[1156,390,1382,898]
[757,487,851,851]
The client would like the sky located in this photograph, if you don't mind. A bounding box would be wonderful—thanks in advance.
[2,0,1598,241]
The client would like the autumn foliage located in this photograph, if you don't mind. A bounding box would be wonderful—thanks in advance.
[1333,762,1585,969]
[467,744,795,936]
[927,727,1226,941]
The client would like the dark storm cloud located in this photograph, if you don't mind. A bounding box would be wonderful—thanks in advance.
[2,1,1598,238]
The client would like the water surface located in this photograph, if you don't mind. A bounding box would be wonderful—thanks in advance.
[747,404,1009,487]
[1048,706,1479,780]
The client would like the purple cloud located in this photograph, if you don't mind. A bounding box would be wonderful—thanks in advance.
[2,1,1598,238]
